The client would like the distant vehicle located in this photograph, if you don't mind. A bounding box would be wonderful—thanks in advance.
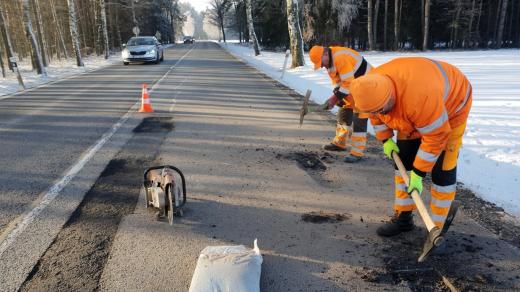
[183,36,194,44]
[122,36,164,65]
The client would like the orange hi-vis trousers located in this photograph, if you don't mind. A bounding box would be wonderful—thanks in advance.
[331,108,368,157]
[393,122,467,227]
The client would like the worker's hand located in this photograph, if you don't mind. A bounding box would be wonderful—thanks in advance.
[383,139,399,159]
[407,171,423,194]
[322,95,339,110]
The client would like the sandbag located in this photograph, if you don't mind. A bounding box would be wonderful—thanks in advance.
[189,239,262,292]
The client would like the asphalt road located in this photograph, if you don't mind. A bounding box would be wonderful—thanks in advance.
[2,42,520,291]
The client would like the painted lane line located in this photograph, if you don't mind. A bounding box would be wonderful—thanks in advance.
[169,77,188,112]
[0,46,195,257]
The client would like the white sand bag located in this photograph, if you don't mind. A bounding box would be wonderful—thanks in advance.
[189,239,262,292]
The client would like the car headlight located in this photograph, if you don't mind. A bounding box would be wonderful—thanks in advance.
[147,49,156,55]
[122,49,129,58]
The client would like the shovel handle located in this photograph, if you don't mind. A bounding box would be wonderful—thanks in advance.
[391,151,436,232]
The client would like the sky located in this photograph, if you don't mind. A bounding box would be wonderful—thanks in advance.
[180,0,211,12]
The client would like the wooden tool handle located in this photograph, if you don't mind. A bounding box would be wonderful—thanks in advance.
[392,151,436,232]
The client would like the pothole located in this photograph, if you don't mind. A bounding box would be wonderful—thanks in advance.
[133,117,174,133]
[301,211,351,223]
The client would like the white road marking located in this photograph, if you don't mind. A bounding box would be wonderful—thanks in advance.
[169,77,188,112]
[0,46,195,257]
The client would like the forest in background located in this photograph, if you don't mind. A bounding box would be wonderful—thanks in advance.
[0,0,518,78]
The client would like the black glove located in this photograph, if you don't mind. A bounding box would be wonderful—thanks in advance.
[333,87,347,100]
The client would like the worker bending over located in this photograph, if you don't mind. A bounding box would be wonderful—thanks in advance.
[309,45,372,163]
[350,57,472,236]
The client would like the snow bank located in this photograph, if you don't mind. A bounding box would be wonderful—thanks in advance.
[0,53,121,97]
[221,42,520,217]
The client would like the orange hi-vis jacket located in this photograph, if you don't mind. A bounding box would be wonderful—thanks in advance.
[327,47,372,106]
[370,57,472,174]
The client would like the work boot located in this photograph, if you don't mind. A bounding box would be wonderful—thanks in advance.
[343,155,363,163]
[377,211,415,237]
[322,143,346,152]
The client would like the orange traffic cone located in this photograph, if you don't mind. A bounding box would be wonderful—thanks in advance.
[139,84,154,113]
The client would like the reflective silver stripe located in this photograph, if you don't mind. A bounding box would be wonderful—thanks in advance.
[340,71,355,80]
[455,84,472,113]
[333,50,361,61]
[394,170,402,176]
[431,60,450,101]
[417,149,439,162]
[432,183,456,193]
[374,124,389,132]
[352,141,366,147]
[417,110,448,134]
[395,198,414,206]
[351,132,366,137]
[431,214,447,222]
[333,50,363,80]
[431,197,453,208]
[395,183,407,192]
[339,87,350,94]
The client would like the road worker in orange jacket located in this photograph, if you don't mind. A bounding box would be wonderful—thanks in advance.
[349,57,472,236]
[309,45,372,163]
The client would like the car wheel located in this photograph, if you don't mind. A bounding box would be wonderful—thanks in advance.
[160,53,164,61]
[154,53,159,64]
[124,62,129,65]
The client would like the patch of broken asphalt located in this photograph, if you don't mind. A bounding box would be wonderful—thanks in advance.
[20,117,174,292]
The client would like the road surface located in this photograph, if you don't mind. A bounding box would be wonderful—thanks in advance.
[1,42,520,291]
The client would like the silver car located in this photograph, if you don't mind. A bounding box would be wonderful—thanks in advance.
[122,36,164,65]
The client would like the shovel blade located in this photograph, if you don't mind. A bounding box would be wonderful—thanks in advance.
[418,200,460,262]
[299,90,312,127]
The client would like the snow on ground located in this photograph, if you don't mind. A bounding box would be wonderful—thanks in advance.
[221,42,520,217]
[0,53,122,97]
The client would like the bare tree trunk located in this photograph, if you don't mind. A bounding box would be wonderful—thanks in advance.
[22,0,46,75]
[367,0,374,50]
[394,0,399,50]
[475,0,483,47]
[0,5,15,71]
[100,0,109,58]
[384,0,388,50]
[374,0,380,48]
[220,18,226,42]
[496,0,508,48]
[0,42,5,77]
[468,0,476,47]
[246,0,260,55]
[67,0,84,67]
[286,0,304,68]
[452,0,462,48]
[32,0,48,67]
[115,4,122,46]
[422,0,430,50]
[50,0,69,59]
[493,0,502,47]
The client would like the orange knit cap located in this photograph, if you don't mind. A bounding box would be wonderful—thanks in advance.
[350,74,394,112]
[309,46,324,70]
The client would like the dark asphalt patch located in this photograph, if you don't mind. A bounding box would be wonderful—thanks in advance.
[301,211,351,223]
[20,117,174,291]
[278,151,343,188]
[133,117,174,133]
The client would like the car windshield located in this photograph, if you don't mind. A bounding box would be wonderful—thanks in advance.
[127,38,155,46]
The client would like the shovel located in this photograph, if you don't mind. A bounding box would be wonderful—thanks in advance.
[392,151,460,262]
[299,90,330,127]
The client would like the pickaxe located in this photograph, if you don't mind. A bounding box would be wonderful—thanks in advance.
[299,90,330,127]
[392,151,460,262]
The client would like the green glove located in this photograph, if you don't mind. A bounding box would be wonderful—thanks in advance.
[408,171,423,194]
[383,139,399,159]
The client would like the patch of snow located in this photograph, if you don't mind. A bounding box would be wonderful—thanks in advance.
[0,53,122,97]
[221,42,520,217]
